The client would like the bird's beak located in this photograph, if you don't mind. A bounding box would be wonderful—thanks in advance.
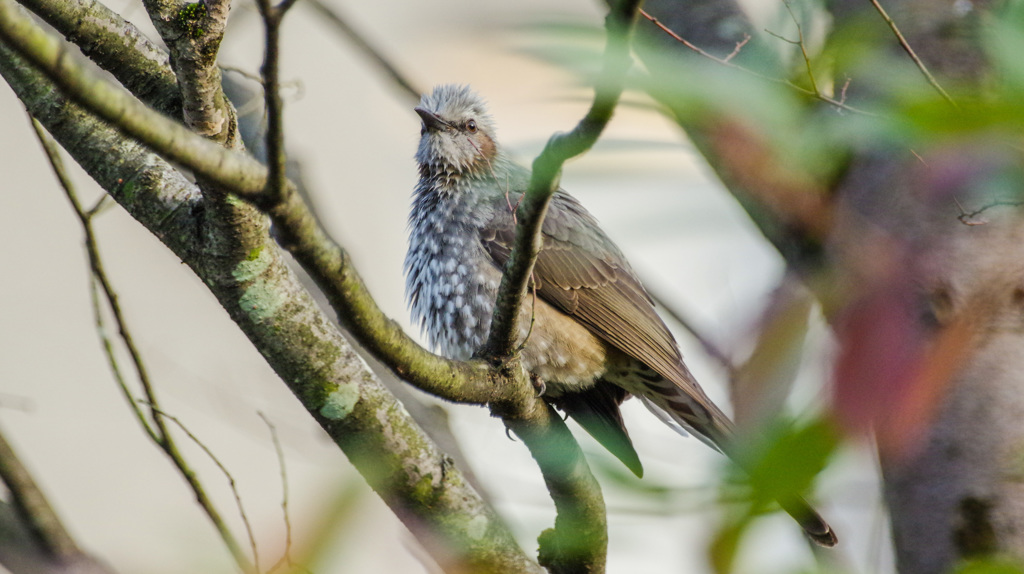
[415,107,449,132]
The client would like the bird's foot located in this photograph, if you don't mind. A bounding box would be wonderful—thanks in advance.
[530,374,547,397]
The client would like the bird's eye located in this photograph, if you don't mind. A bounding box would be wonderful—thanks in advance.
[466,119,478,133]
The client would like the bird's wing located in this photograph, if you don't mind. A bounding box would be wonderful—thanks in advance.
[481,191,732,440]
[480,193,840,546]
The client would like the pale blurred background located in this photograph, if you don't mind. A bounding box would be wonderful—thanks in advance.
[0,0,889,572]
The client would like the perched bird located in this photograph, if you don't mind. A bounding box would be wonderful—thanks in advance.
[405,84,836,546]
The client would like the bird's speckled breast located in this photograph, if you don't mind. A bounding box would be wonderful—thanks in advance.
[405,180,610,394]
[406,179,501,361]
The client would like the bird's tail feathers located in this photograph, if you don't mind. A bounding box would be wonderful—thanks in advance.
[779,495,839,547]
[639,391,838,547]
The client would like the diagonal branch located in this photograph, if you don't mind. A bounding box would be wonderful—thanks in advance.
[0,426,81,564]
[304,0,421,103]
[29,115,257,574]
[866,0,956,106]
[1,42,540,572]
[16,0,182,116]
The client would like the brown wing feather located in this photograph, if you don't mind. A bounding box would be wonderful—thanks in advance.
[482,193,709,406]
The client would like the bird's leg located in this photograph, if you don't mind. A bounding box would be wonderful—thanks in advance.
[530,373,547,397]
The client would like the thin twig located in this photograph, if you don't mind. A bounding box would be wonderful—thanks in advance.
[259,412,295,573]
[640,9,871,115]
[30,116,160,444]
[955,198,1024,226]
[781,0,818,95]
[148,405,262,572]
[723,35,750,63]
[867,0,957,106]
[28,116,256,574]
[304,0,422,102]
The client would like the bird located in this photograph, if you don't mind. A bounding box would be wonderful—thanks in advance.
[404,84,837,547]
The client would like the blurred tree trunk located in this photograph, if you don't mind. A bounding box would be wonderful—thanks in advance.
[828,0,1024,570]
[634,0,1024,570]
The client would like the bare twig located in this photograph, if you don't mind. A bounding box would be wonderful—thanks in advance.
[259,412,295,573]
[148,405,262,572]
[780,0,818,95]
[0,425,80,562]
[954,198,1024,226]
[28,115,256,574]
[304,0,422,102]
[723,34,750,63]
[867,0,957,106]
[255,0,301,202]
[640,9,871,115]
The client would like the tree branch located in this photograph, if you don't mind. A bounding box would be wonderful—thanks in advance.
[254,0,297,203]
[0,426,81,564]
[482,0,644,358]
[0,34,540,574]
[866,0,955,106]
[140,0,234,140]
[16,0,181,117]
[303,0,421,103]
[30,114,257,573]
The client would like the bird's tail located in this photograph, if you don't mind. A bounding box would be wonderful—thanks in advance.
[637,395,838,547]
[779,495,839,547]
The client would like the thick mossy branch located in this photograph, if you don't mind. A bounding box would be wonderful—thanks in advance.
[0,42,541,574]
[0,3,620,570]
[0,1,499,403]
[482,0,643,358]
[141,0,233,139]
[17,0,182,117]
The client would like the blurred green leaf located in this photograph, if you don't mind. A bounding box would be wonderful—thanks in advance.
[731,418,839,506]
[956,556,1024,574]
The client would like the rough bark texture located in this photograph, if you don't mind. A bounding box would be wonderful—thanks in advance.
[0,40,540,574]
[633,0,1024,569]
[828,0,1024,569]
[879,207,1024,572]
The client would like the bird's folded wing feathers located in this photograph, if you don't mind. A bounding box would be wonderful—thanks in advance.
[481,191,717,410]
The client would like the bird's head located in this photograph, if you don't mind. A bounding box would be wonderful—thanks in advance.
[415,84,499,179]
